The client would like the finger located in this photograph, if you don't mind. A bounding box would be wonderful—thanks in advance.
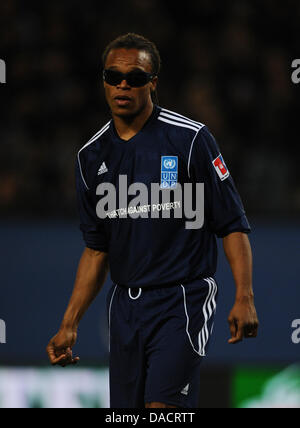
[228,318,236,335]
[244,323,258,338]
[60,353,74,366]
[47,346,61,365]
[65,349,78,365]
[50,353,69,366]
[56,356,75,367]
[228,319,237,343]
[57,357,79,367]
[228,321,244,344]
[55,352,80,367]
[47,344,78,367]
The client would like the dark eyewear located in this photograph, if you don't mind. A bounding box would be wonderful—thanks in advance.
[103,69,155,88]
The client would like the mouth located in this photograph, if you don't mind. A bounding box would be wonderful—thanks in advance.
[114,95,132,107]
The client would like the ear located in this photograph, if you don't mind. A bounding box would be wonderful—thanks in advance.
[150,76,158,92]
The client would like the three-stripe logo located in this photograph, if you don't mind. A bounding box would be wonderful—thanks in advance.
[181,278,217,357]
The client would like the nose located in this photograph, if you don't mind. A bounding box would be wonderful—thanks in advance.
[117,79,130,89]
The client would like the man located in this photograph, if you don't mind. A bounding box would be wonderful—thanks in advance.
[47,33,259,408]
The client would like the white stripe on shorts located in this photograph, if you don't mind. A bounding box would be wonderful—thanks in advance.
[108,284,118,352]
[181,278,217,357]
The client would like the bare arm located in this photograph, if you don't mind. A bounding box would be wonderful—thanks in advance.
[223,232,259,344]
[46,247,109,366]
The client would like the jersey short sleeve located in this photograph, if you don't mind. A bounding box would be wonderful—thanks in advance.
[189,127,251,238]
[75,156,108,252]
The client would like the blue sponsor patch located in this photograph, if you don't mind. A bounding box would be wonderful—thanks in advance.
[161,156,178,189]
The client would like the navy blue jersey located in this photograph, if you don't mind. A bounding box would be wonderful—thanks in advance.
[76,105,250,288]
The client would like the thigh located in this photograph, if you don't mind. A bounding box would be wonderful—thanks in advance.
[144,335,203,408]
[144,278,218,408]
[108,285,146,408]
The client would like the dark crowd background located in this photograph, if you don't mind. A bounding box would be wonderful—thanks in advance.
[0,0,299,221]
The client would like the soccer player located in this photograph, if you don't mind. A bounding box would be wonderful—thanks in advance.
[46,33,259,408]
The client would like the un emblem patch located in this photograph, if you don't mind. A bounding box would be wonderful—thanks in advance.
[161,156,178,189]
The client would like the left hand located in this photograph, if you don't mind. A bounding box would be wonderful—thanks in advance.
[46,328,80,367]
[227,297,259,344]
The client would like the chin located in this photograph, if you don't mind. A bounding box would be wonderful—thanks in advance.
[112,106,138,119]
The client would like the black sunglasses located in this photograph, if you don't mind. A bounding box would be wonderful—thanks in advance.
[103,69,155,88]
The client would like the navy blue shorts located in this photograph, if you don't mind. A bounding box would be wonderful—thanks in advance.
[107,277,218,408]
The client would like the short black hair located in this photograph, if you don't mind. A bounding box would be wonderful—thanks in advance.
[102,33,161,104]
[102,33,161,76]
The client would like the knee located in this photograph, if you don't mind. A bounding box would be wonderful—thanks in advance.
[145,402,176,408]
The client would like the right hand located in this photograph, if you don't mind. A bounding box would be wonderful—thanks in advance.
[46,328,80,367]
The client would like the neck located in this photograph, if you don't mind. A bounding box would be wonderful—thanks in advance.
[112,102,154,141]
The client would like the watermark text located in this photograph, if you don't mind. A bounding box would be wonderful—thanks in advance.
[291,319,300,344]
[0,59,6,83]
[0,319,6,344]
[291,59,300,84]
[96,176,205,230]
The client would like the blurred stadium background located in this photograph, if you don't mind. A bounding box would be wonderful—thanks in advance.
[0,0,299,408]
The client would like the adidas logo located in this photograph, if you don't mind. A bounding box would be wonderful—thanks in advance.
[98,161,108,175]
[181,384,189,396]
